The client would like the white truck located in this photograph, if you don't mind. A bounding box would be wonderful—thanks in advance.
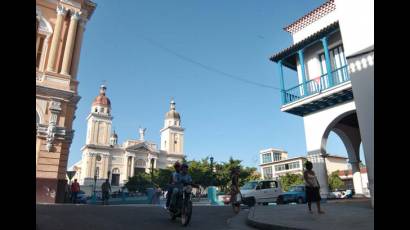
[240,179,283,206]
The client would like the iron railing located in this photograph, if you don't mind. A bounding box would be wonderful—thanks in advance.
[283,65,350,105]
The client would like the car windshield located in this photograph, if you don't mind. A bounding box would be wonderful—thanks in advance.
[241,182,258,190]
[289,186,303,192]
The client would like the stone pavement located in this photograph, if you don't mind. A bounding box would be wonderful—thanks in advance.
[246,200,374,230]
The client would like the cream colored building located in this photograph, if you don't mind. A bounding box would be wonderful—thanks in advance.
[69,86,185,192]
[259,148,348,180]
[36,0,96,203]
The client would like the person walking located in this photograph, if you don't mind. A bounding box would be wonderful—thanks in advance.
[303,161,324,214]
[71,179,80,204]
[101,179,111,205]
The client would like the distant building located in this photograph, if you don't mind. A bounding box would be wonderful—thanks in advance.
[259,149,351,184]
[68,86,184,193]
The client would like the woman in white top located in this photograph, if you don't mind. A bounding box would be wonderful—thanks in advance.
[303,161,324,214]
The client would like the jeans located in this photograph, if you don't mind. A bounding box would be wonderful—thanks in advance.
[71,192,78,204]
[170,187,180,209]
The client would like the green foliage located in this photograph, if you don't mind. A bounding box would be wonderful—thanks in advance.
[279,173,304,192]
[328,170,345,191]
[125,172,152,193]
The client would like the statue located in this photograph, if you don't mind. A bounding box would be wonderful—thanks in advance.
[139,127,146,141]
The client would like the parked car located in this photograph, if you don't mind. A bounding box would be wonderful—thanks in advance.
[75,190,88,204]
[240,180,282,206]
[276,185,306,204]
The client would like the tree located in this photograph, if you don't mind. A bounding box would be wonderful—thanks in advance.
[279,173,304,192]
[152,167,173,189]
[328,170,345,191]
[125,172,152,193]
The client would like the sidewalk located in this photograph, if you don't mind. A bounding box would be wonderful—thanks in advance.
[247,200,373,230]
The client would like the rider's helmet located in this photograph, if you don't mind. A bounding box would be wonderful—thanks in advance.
[174,161,181,169]
[181,163,189,169]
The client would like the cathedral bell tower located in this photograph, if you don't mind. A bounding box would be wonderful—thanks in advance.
[85,85,113,145]
[160,99,184,155]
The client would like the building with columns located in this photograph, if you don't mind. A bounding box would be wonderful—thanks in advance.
[36,0,96,203]
[269,0,370,199]
[69,86,185,193]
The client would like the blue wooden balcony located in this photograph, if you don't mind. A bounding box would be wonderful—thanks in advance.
[283,65,350,104]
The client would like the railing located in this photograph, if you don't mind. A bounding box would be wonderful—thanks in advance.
[283,65,350,105]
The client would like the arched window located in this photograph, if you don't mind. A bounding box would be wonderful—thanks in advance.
[112,168,120,174]
[36,13,53,71]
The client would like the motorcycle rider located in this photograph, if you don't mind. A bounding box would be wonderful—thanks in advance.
[169,163,193,211]
[166,161,182,209]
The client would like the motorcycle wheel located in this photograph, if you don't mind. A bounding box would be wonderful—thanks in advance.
[181,200,192,226]
[170,211,177,220]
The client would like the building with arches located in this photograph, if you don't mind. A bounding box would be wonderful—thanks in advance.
[270,0,373,202]
[36,0,96,203]
[69,85,185,192]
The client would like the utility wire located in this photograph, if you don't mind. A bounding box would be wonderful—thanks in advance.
[137,35,282,91]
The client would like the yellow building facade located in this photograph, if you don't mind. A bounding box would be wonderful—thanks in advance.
[36,0,96,203]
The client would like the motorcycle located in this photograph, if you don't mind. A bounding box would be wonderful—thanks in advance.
[169,183,193,226]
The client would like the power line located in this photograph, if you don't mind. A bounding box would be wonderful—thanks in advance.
[137,35,282,91]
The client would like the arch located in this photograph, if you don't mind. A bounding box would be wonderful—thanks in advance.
[320,109,356,154]
[112,168,120,174]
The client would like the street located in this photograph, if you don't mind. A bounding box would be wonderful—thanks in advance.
[36,204,257,230]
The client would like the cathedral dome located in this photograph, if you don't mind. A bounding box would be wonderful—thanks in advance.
[165,99,180,120]
[92,85,111,107]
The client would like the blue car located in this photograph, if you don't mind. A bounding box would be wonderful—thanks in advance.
[276,185,306,204]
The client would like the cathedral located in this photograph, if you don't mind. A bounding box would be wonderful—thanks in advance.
[71,85,185,188]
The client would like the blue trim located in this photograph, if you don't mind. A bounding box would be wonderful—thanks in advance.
[298,49,308,96]
[321,37,334,87]
[278,60,285,104]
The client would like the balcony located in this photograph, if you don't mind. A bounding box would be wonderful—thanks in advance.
[284,65,350,104]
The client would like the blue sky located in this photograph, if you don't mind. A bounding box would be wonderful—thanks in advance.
[68,0,364,168]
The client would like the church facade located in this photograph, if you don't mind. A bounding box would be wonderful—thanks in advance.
[70,85,184,188]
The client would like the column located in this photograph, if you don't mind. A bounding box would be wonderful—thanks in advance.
[47,5,67,72]
[350,161,364,195]
[60,11,81,75]
[321,36,334,87]
[307,153,329,198]
[70,18,87,79]
[297,49,309,96]
[131,157,135,177]
[277,60,285,104]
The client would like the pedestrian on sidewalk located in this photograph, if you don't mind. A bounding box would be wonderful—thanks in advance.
[71,179,80,204]
[101,179,111,205]
[303,161,324,214]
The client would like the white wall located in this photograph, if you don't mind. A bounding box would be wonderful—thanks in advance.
[303,101,356,152]
[292,10,338,44]
[334,0,374,57]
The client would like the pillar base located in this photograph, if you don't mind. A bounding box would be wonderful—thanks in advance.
[36,178,67,203]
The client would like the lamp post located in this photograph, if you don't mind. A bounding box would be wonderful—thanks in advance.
[150,158,155,185]
[92,154,101,202]
[210,156,214,186]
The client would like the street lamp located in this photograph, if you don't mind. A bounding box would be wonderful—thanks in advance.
[92,154,102,202]
[210,156,214,186]
[150,158,155,184]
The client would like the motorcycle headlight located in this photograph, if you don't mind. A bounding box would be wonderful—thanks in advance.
[184,185,192,193]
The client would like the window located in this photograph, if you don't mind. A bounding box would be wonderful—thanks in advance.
[262,153,272,164]
[36,35,45,68]
[136,159,146,167]
[95,167,99,178]
[275,164,286,172]
[263,167,273,179]
[100,107,104,112]
[288,161,300,170]
[319,44,348,85]
[273,152,282,162]
[95,108,98,112]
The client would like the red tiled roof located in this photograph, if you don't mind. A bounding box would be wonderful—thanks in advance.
[284,0,336,34]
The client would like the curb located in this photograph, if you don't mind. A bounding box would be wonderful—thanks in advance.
[246,207,306,230]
